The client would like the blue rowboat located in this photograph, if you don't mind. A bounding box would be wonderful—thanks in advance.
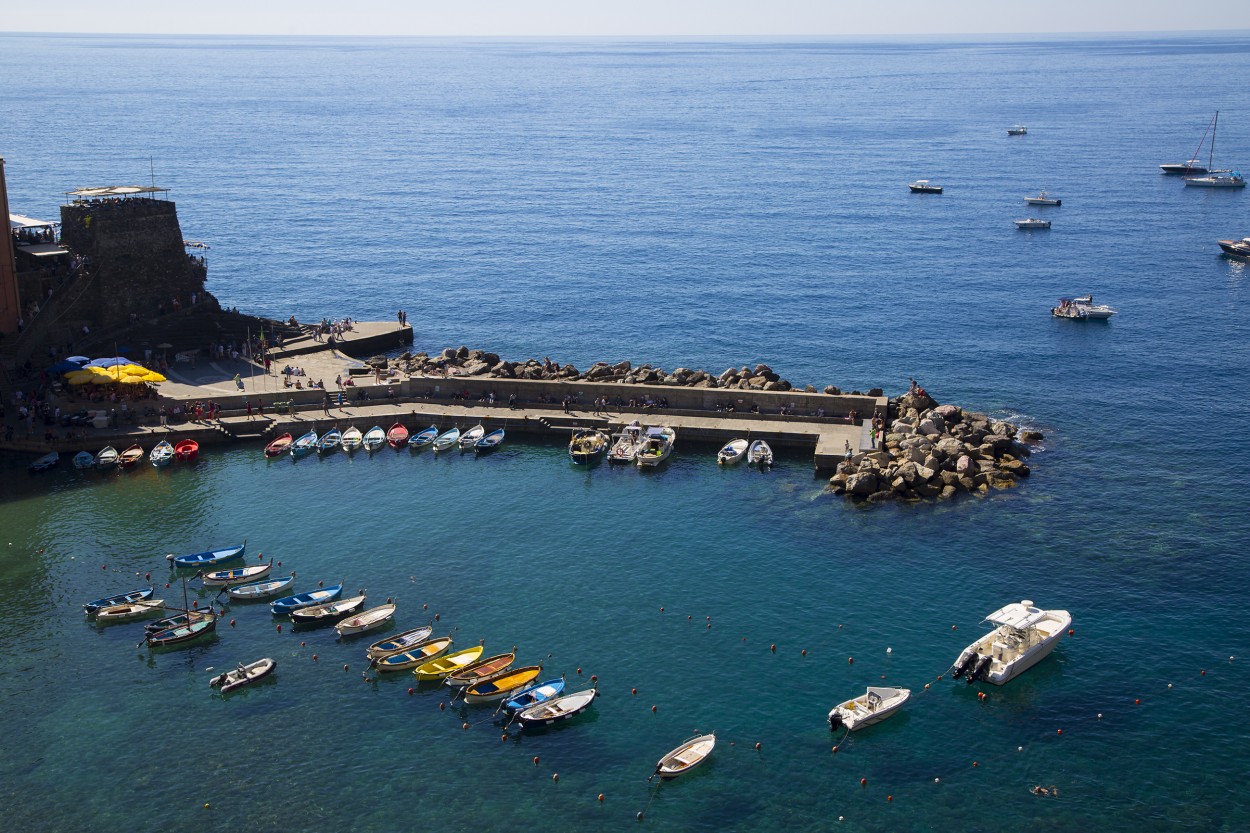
[84,586,154,615]
[503,677,566,714]
[408,425,438,450]
[318,428,342,454]
[475,428,505,454]
[270,583,343,615]
[168,543,246,569]
[290,430,318,458]
[147,614,217,647]
[28,452,59,473]
[228,575,295,601]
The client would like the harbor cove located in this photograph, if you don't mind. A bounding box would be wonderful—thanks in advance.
[2,32,1249,833]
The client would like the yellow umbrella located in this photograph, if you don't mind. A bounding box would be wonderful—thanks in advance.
[117,376,149,384]
[142,372,167,383]
[65,369,94,381]
[67,375,95,385]
[120,364,151,376]
[89,375,115,384]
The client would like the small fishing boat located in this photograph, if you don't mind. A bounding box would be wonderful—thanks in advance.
[174,439,199,462]
[270,583,344,615]
[118,444,144,469]
[412,645,485,680]
[503,678,566,714]
[458,424,485,452]
[150,440,175,467]
[516,687,598,727]
[209,657,276,694]
[147,614,217,647]
[475,428,505,454]
[749,439,774,470]
[463,665,543,704]
[85,586,154,615]
[335,603,397,637]
[636,426,676,468]
[227,575,295,601]
[146,608,213,633]
[264,433,293,457]
[908,179,943,194]
[168,542,246,569]
[290,430,318,458]
[1008,125,1028,135]
[827,686,911,731]
[569,428,609,464]
[608,421,644,464]
[341,426,363,452]
[200,559,273,587]
[445,652,516,689]
[94,446,119,470]
[654,733,716,780]
[387,422,410,449]
[289,594,367,625]
[717,438,748,465]
[1024,191,1061,206]
[372,636,454,672]
[28,452,59,473]
[1015,218,1051,229]
[72,451,95,469]
[95,599,165,623]
[408,425,438,450]
[318,427,342,454]
[362,426,386,452]
[433,427,461,453]
[365,625,436,659]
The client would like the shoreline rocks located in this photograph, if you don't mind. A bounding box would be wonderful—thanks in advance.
[827,392,1041,503]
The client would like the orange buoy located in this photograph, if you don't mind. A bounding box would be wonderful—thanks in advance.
[651,705,657,712]
[102,565,107,570]
[533,756,540,765]
[1135,699,1141,705]
[832,746,838,754]
[973,761,979,767]
[1201,669,1206,676]
[275,624,281,632]
[923,683,930,690]
[1067,629,1074,636]
[1057,729,1063,735]
[887,795,893,802]
[192,601,198,609]
[598,794,604,802]
[300,641,305,647]
[312,654,318,661]
[229,619,236,627]
[408,688,414,696]
[631,687,637,695]
[860,777,866,786]
[590,675,598,683]
[501,734,507,741]
[754,742,761,751]
[687,615,692,620]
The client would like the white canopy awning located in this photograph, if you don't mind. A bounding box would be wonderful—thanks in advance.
[16,243,68,257]
[984,600,1046,630]
[65,185,166,199]
[10,213,58,229]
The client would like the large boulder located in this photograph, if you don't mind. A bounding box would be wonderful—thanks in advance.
[824,385,841,395]
[936,437,965,458]
[846,472,879,496]
[462,360,491,376]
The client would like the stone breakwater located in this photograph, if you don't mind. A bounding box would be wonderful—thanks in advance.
[829,391,1043,503]
[389,347,883,395]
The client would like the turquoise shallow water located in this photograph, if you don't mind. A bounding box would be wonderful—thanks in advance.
[2,34,1250,832]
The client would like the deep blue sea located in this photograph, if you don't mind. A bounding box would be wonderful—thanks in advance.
[2,34,1250,832]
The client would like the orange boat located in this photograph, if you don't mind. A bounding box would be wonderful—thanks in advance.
[387,422,409,449]
[174,439,199,461]
[264,433,293,457]
[118,444,144,469]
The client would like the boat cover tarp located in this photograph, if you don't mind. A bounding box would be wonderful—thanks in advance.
[16,243,69,257]
[985,602,1046,630]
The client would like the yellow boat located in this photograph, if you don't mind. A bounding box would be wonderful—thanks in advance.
[371,636,453,672]
[412,645,485,681]
[464,665,543,704]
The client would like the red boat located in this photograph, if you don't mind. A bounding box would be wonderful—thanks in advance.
[264,433,293,457]
[118,444,145,469]
[174,439,199,462]
[387,422,409,449]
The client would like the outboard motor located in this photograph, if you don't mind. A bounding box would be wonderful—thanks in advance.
[951,653,977,680]
[969,654,994,683]
[829,712,843,731]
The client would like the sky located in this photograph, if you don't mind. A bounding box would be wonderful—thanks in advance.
[2,0,1249,37]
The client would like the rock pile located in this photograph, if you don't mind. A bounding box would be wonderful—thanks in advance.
[829,391,1043,503]
[398,347,884,396]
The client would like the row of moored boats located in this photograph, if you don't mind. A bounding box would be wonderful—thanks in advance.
[28,438,200,474]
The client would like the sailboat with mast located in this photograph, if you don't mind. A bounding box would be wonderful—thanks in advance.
[1184,111,1245,188]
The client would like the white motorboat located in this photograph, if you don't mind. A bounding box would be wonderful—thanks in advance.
[458,424,485,452]
[1015,218,1051,229]
[827,686,911,732]
[653,733,716,780]
[908,179,943,194]
[1008,125,1028,135]
[608,421,644,464]
[209,657,276,694]
[949,599,1072,685]
[636,426,676,467]
[335,603,397,637]
[1024,191,1061,206]
[717,438,748,465]
[569,428,610,464]
[749,439,774,470]
[1052,295,1116,320]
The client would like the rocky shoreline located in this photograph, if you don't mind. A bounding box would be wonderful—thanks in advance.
[829,391,1043,502]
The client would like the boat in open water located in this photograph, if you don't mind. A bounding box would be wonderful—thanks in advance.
[653,734,716,780]
[515,687,598,727]
[1218,237,1250,258]
[1024,191,1061,206]
[147,613,217,647]
[270,583,344,615]
[228,575,295,601]
[1015,218,1051,229]
[1184,112,1245,188]
[949,599,1071,685]
[908,179,943,194]
[503,678,566,714]
[169,543,246,570]
[95,599,165,624]
[1052,295,1116,320]
[210,657,276,694]
[446,652,516,689]
[827,686,911,731]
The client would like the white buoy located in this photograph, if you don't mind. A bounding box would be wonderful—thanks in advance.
[886,647,892,654]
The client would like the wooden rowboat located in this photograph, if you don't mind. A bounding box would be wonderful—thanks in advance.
[85,587,154,615]
[361,426,386,453]
[458,424,485,452]
[150,440,175,467]
[387,423,409,449]
[503,678,566,714]
[117,444,144,469]
[412,645,484,680]
[717,438,748,465]
[569,429,609,464]
[290,430,318,458]
[432,427,460,453]
[270,583,343,615]
[654,733,716,780]
[445,652,515,689]
[372,636,453,672]
[94,445,119,470]
[318,428,342,454]
[289,594,367,625]
[169,542,246,569]
[516,687,598,727]
[366,625,435,659]
[95,599,165,623]
[228,575,295,601]
[341,426,363,452]
[464,665,543,704]
[335,603,396,637]
[173,439,199,461]
[200,559,273,587]
[408,425,438,450]
[210,657,276,694]
[264,433,293,457]
[147,614,217,647]
[475,428,505,453]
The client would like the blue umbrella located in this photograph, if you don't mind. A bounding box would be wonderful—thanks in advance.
[48,359,86,373]
[86,356,129,368]
[65,356,90,365]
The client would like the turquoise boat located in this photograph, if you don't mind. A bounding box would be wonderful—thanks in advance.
[503,677,566,714]
[270,583,343,615]
[147,615,217,647]
[408,425,438,450]
[168,543,246,569]
[291,430,318,458]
